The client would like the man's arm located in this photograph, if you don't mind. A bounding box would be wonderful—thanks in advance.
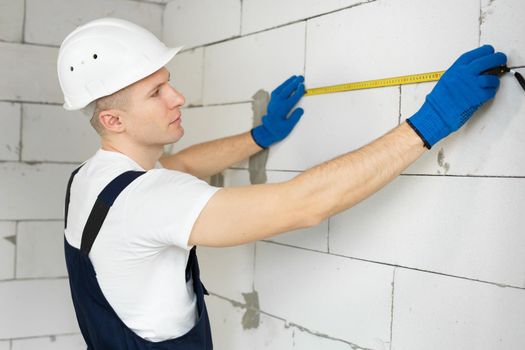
[159,131,263,179]
[189,122,425,247]
[189,45,507,248]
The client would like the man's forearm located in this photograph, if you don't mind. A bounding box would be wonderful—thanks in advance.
[162,131,264,179]
[292,121,427,224]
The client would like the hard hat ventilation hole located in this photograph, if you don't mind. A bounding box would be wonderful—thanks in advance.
[70,66,74,71]
[93,54,97,59]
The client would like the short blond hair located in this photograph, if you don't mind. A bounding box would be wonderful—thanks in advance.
[90,85,133,136]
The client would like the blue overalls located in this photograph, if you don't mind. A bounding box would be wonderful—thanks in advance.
[63,164,213,349]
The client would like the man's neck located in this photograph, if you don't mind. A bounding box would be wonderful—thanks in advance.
[100,139,164,171]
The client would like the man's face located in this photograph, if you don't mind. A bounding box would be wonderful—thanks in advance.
[124,67,185,147]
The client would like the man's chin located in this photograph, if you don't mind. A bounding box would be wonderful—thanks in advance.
[169,129,184,144]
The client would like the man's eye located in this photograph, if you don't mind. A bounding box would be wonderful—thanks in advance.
[151,90,159,97]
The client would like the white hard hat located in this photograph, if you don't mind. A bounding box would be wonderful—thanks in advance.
[57,17,183,115]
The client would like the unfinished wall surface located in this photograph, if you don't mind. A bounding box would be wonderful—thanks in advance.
[0,0,168,348]
[163,0,525,349]
[1,0,524,349]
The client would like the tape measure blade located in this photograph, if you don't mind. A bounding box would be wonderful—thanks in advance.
[305,70,445,96]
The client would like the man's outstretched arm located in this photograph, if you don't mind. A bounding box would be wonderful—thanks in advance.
[159,131,263,179]
[189,45,507,247]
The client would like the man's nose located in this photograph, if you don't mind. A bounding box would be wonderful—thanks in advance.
[166,85,185,108]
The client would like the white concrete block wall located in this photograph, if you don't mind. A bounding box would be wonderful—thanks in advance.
[266,88,399,171]
[3,0,524,348]
[166,47,205,106]
[0,43,61,104]
[0,222,16,280]
[0,103,20,161]
[255,242,394,349]
[164,0,241,49]
[481,0,525,66]
[203,22,305,104]
[199,243,256,303]
[330,176,525,287]
[24,0,164,46]
[241,0,366,35]
[306,0,480,87]
[0,280,79,339]
[0,0,168,347]
[163,0,525,349]
[11,335,86,350]
[392,269,525,349]
[17,221,68,279]
[0,0,24,42]
[22,105,100,162]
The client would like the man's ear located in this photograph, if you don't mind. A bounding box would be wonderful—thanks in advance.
[99,109,126,133]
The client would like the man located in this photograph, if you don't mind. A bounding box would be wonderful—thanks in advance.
[58,17,506,350]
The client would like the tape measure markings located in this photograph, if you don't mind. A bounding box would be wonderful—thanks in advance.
[305,71,446,96]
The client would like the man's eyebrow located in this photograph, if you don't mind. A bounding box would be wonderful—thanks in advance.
[147,72,171,95]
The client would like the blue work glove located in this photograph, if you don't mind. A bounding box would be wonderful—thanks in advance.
[407,45,507,149]
[251,75,306,149]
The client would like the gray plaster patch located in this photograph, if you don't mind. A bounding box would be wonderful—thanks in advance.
[249,90,270,184]
[241,291,260,329]
[3,235,16,245]
[220,290,261,329]
[209,172,224,187]
[437,148,450,174]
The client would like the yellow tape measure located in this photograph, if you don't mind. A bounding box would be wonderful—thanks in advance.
[305,70,445,96]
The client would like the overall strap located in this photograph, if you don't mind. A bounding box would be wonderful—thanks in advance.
[65,164,86,230]
[80,170,146,255]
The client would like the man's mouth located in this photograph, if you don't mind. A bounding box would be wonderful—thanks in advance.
[170,115,181,124]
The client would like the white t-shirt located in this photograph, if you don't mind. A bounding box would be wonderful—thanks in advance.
[64,149,220,342]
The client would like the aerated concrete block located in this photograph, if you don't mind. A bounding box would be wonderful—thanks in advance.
[166,48,204,107]
[306,0,480,88]
[16,221,68,279]
[198,243,256,304]
[392,268,525,350]
[206,295,294,349]
[241,0,365,35]
[25,0,163,46]
[164,0,241,49]
[0,43,61,104]
[0,162,79,220]
[329,175,525,287]
[481,0,525,66]
[0,102,21,161]
[0,0,24,42]
[203,22,305,105]
[0,222,16,280]
[266,87,399,171]
[0,279,79,339]
[207,293,363,349]
[255,241,393,349]
[11,334,86,350]
[22,104,99,163]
